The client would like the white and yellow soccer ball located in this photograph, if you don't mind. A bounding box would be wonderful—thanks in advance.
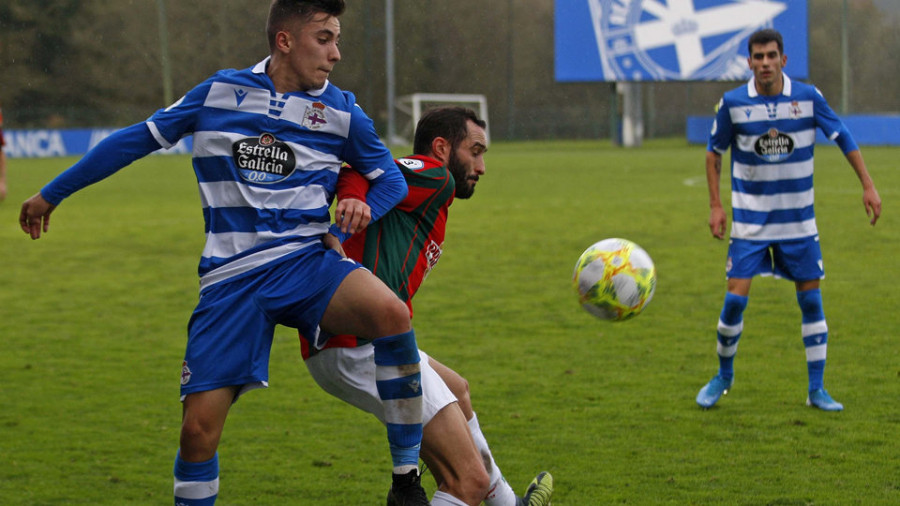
[572,238,656,321]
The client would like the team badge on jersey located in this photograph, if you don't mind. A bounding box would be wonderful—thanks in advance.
[232,133,297,184]
[754,128,795,163]
[181,361,192,386]
[424,239,443,276]
[790,101,803,119]
[302,102,328,130]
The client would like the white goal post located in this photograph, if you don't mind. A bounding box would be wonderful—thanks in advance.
[395,93,491,145]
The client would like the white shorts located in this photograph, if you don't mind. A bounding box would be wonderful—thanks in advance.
[305,346,456,426]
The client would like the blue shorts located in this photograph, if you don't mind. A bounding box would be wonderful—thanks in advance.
[180,245,362,399]
[726,236,824,281]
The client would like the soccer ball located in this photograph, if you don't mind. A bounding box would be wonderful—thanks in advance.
[572,238,656,321]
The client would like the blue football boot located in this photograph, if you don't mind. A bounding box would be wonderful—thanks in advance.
[696,374,733,409]
[807,388,843,411]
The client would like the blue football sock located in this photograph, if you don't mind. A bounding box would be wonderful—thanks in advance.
[716,292,748,381]
[174,451,219,505]
[372,329,423,473]
[797,288,828,392]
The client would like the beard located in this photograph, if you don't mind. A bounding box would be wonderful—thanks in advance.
[448,150,475,199]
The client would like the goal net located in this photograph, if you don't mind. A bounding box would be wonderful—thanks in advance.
[395,93,491,145]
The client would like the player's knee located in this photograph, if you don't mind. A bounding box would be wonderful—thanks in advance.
[453,378,473,417]
[179,418,221,461]
[370,293,411,337]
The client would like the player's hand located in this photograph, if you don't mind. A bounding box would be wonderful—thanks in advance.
[322,232,346,257]
[863,186,881,226]
[19,192,56,240]
[709,206,727,239]
[335,198,371,234]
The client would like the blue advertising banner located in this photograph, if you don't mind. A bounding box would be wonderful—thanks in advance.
[4,128,192,159]
[555,0,808,82]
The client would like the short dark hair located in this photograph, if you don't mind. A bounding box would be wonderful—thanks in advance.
[747,28,784,55]
[267,0,346,51]
[413,106,486,156]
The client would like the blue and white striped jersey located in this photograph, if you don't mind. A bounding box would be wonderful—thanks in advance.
[707,75,858,242]
[42,58,403,290]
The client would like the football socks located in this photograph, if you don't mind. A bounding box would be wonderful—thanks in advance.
[469,413,517,506]
[797,288,828,392]
[373,329,424,474]
[173,451,219,505]
[716,292,748,381]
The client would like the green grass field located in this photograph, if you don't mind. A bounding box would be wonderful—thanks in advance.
[2,139,898,505]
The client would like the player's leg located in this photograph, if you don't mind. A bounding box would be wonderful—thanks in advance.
[779,239,841,411]
[429,358,553,506]
[698,239,768,408]
[305,346,488,505]
[175,266,281,505]
[421,404,490,506]
[697,278,750,408]
[175,387,237,505]
[717,277,752,381]
[795,280,840,410]
[796,280,827,386]
[319,266,427,500]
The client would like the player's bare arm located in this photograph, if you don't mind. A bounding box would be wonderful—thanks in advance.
[845,150,881,226]
[19,192,56,240]
[705,150,727,239]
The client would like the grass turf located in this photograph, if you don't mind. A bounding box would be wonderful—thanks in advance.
[1,139,897,504]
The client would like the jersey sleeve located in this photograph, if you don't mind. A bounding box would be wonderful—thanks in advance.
[341,102,407,223]
[40,123,162,205]
[336,165,371,202]
[145,77,216,148]
[707,96,733,154]
[39,76,220,205]
[812,88,859,154]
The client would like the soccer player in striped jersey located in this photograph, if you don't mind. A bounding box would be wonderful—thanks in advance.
[19,1,431,504]
[697,29,882,412]
[302,107,553,506]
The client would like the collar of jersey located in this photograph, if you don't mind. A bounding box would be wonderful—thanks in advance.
[253,56,329,98]
[747,73,793,98]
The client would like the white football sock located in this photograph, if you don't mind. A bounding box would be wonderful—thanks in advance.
[432,490,469,506]
[469,413,518,506]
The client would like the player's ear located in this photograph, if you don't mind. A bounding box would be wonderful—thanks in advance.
[274,30,293,53]
[431,136,451,162]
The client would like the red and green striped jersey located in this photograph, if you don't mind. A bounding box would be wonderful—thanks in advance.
[301,154,455,358]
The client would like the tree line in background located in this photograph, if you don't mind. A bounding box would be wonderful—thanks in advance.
[1,0,897,141]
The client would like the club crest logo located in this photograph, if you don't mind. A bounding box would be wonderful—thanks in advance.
[587,0,788,80]
[302,102,328,130]
[181,361,192,386]
[232,133,297,184]
[424,239,443,275]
